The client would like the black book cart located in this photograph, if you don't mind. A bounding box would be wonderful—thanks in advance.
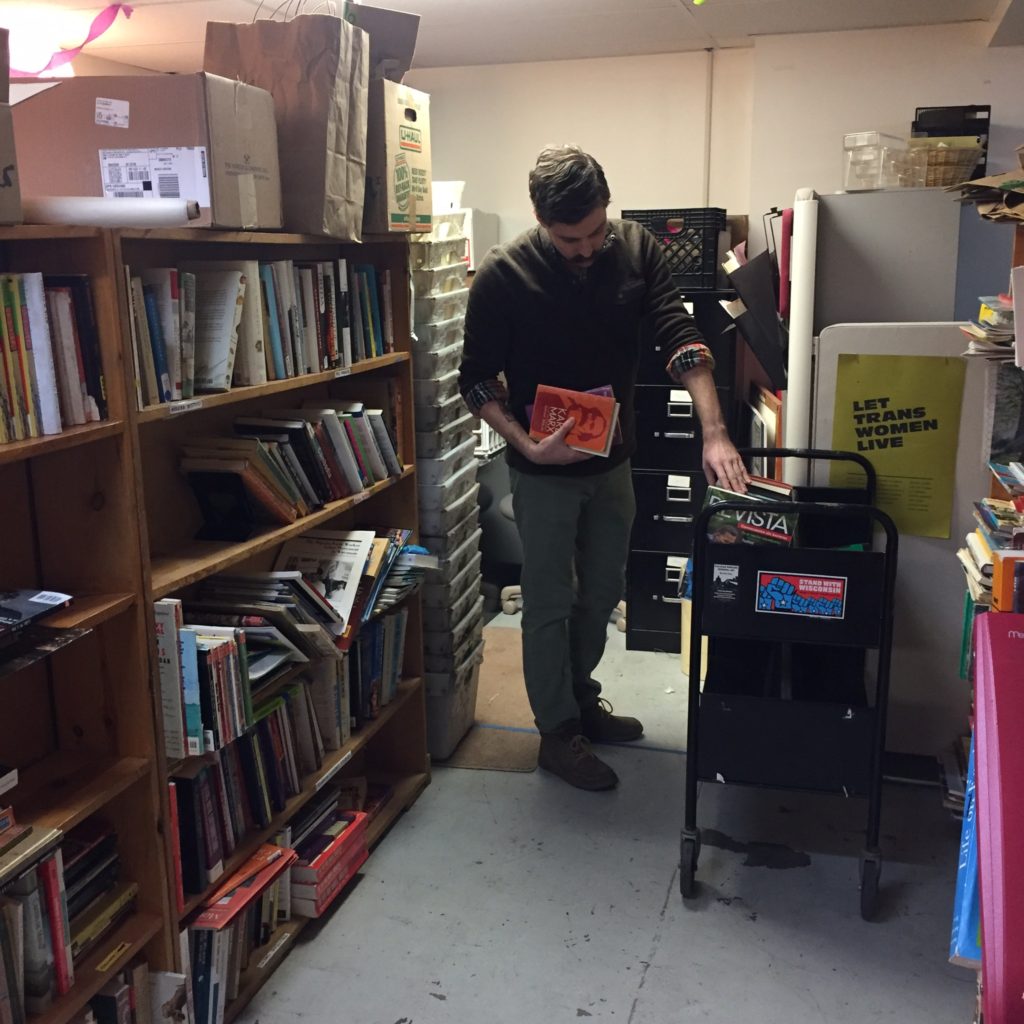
[681,449,898,920]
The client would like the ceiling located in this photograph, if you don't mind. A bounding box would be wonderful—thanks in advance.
[1,0,1021,75]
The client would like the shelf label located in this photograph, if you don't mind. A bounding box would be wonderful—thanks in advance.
[315,749,353,791]
[351,491,370,505]
[256,931,293,970]
[334,367,352,378]
[96,942,131,973]
[167,398,203,417]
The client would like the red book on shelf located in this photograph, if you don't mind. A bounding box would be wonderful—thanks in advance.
[191,843,297,931]
[528,384,620,457]
[38,850,74,995]
[167,780,185,916]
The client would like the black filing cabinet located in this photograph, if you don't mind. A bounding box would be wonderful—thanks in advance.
[627,292,736,653]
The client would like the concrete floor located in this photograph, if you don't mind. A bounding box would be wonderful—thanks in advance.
[238,617,977,1024]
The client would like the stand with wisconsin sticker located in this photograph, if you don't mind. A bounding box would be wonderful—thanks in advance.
[680,449,898,921]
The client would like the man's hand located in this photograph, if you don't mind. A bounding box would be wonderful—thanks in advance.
[703,435,749,493]
[528,418,592,466]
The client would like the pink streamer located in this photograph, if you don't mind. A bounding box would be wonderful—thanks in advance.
[10,3,133,77]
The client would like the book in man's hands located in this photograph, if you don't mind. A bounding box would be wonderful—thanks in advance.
[527,384,620,457]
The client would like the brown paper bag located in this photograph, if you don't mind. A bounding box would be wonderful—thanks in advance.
[204,14,369,240]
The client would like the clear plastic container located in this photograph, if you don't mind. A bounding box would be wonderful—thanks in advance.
[412,262,469,297]
[422,547,482,607]
[413,340,463,379]
[415,435,478,485]
[413,367,461,406]
[421,502,482,555]
[843,131,907,191]
[415,412,476,459]
[413,316,464,353]
[414,391,466,432]
[418,459,479,510]
[409,236,469,270]
[414,288,470,326]
[419,210,466,242]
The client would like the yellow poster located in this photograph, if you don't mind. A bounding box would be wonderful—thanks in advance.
[830,354,966,539]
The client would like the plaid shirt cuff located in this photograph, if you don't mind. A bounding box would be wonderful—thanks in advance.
[462,378,509,416]
[666,342,715,382]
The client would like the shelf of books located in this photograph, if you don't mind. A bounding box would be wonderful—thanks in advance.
[1,223,432,1024]
[1,224,177,1024]
[115,226,431,1024]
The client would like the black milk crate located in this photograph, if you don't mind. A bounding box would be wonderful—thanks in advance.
[621,207,727,290]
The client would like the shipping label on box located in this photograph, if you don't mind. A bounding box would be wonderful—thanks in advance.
[99,147,212,205]
[0,105,22,225]
[364,81,431,234]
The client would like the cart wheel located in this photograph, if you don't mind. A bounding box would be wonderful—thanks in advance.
[680,834,701,899]
[859,856,881,921]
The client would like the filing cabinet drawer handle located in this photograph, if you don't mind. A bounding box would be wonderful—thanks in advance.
[665,486,692,503]
[656,595,684,605]
[659,431,696,440]
[656,514,694,524]
[667,401,693,419]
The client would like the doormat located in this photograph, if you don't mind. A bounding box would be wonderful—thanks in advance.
[442,625,539,772]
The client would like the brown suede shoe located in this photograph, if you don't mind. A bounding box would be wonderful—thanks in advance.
[579,699,644,743]
[538,731,619,791]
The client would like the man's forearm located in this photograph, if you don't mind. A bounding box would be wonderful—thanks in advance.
[478,399,535,459]
[679,364,728,440]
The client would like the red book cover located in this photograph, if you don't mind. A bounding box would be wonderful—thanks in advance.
[191,844,297,931]
[167,781,185,916]
[37,850,73,994]
[528,384,620,456]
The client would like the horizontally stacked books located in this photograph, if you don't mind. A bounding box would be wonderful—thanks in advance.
[410,213,485,760]
[124,260,394,410]
[959,292,1015,362]
[0,272,107,445]
[178,403,404,541]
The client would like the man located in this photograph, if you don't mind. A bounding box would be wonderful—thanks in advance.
[458,145,748,791]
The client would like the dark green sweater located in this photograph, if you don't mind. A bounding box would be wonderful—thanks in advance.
[458,218,708,476]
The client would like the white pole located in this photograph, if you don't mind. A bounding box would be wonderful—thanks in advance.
[784,189,818,485]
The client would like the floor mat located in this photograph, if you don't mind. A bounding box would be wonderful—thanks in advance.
[441,625,539,772]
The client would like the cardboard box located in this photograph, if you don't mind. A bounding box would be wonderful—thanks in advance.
[355,6,432,235]
[0,105,22,225]
[11,73,282,229]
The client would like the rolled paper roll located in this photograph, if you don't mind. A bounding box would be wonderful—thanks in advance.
[22,196,202,228]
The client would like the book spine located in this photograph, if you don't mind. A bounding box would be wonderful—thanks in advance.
[36,853,72,996]
[3,276,39,438]
[179,271,197,400]
[167,781,185,916]
[154,601,187,761]
[127,279,158,412]
[195,769,225,885]
[19,278,61,438]
[142,286,173,403]
[10,277,43,438]
[0,284,28,439]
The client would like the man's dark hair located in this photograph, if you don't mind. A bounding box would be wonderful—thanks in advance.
[529,146,611,226]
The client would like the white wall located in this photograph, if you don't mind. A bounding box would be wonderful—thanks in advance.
[408,52,725,242]
[749,22,1024,221]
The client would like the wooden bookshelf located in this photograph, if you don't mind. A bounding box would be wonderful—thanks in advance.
[113,227,428,1007]
[0,224,430,1019]
[178,678,423,919]
[0,224,175,977]
[0,420,125,466]
[135,352,408,424]
[149,467,415,599]
[32,913,164,1024]
[8,752,151,834]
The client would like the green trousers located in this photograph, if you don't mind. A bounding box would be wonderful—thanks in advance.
[509,460,636,732]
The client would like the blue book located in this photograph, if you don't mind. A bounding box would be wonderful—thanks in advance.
[178,627,204,757]
[258,264,286,380]
[142,283,172,402]
[949,733,981,968]
[356,265,384,357]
